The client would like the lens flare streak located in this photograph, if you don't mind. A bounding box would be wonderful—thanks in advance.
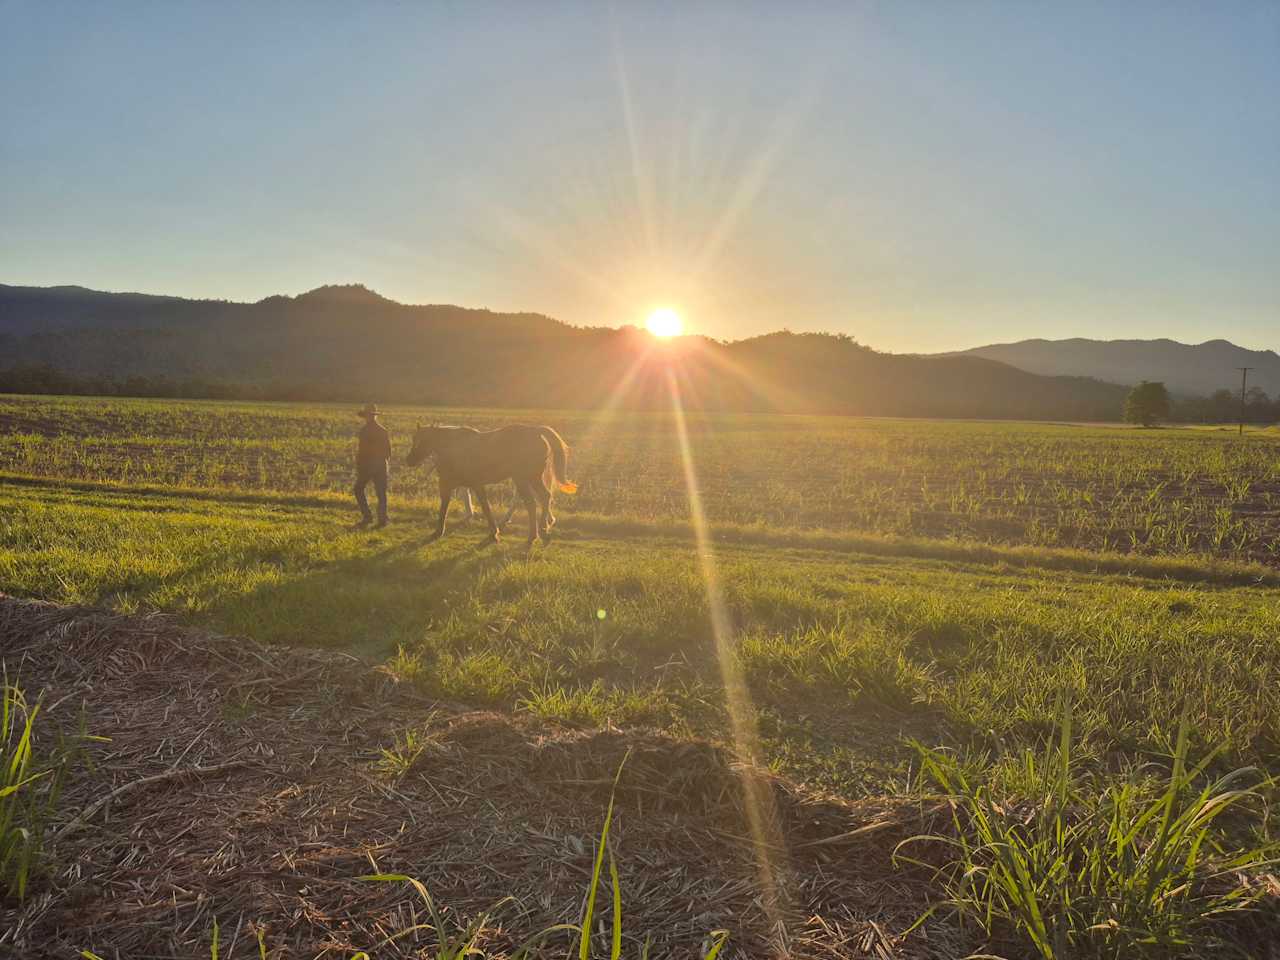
[665,367,786,924]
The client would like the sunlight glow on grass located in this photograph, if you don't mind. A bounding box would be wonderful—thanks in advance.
[646,308,683,338]
[665,367,785,925]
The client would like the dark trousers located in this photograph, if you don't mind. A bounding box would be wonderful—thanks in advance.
[354,462,388,523]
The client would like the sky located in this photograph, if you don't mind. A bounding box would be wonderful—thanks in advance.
[1,1,1277,353]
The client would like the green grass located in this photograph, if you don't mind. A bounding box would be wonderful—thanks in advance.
[3,393,1280,561]
[4,468,1280,795]
[899,717,1278,959]
[0,681,73,902]
[0,682,43,901]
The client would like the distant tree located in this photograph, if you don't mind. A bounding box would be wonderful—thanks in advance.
[1200,388,1235,423]
[1243,386,1275,425]
[1124,381,1171,427]
[1210,388,1235,406]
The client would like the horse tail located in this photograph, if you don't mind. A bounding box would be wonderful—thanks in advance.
[538,426,577,494]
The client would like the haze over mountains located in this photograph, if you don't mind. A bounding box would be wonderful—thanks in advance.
[941,338,1280,398]
[1,282,1133,421]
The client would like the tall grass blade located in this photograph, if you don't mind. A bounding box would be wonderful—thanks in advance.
[578,751,629,960]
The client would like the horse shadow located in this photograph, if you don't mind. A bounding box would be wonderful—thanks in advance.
[199,523,535,660]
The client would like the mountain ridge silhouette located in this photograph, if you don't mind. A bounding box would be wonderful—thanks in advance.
[940,337,1280,397]
[1,281,1129,419]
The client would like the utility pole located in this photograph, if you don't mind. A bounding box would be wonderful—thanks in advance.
[1237,367,1254,436]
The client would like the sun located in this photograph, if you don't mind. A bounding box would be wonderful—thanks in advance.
[645,307,683,339]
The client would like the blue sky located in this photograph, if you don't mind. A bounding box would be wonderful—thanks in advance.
[2,1,1276,352]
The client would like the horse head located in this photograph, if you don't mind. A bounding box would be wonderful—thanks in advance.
[405,424,436,467]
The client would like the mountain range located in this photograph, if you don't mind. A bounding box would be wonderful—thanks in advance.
[940,338,1280,398]
[1,282,1131,420]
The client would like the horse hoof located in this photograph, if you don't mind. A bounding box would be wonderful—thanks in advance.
[539,530,553,545]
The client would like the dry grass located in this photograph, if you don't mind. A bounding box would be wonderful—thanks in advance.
[0,594,957,959]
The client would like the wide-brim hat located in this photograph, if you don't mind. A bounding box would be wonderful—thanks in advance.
[357,403,381,417]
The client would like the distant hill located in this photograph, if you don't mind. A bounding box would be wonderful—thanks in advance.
[0,282,1127,420]
[941,338,1280,397]
[0,283,210,336]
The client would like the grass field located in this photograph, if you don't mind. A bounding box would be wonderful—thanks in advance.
[4,394,1280,783]
[3,393,1280,955]
[4,394,1280,560]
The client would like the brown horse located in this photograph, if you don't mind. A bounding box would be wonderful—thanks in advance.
[405,424,577,545]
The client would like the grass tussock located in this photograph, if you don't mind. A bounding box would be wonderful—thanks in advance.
[897,716,1280,959]
[1,679,83,902]
[0,681,45,901]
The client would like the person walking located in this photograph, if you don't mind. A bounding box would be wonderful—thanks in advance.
[353,403,391,528]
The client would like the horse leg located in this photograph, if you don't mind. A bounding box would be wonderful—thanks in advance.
[515,479,538,547]
[500,481,520,529]
[460,487,476,522]
[473,486,500,543]
[531,475,553,543]
[427,478,452,542]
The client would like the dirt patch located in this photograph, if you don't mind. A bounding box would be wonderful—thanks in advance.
[0,412,62,438]
[0,595,956,959]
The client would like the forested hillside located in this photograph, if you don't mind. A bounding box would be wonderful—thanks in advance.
[1,283,1127,419]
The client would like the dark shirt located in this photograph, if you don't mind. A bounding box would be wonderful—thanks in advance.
[356,421,391,470]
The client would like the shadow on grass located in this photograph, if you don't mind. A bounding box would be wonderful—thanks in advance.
[0,470,344,508]
[11,474,457,532]
[199,528,532,657]
[1,473,540,658]
[560,513,1280,589]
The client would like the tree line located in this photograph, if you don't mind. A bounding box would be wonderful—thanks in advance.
[1124,380,1279,427]
[0,364,366,403]
[7,360,1276,428]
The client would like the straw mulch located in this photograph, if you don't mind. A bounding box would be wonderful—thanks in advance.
[0,594,959,959]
